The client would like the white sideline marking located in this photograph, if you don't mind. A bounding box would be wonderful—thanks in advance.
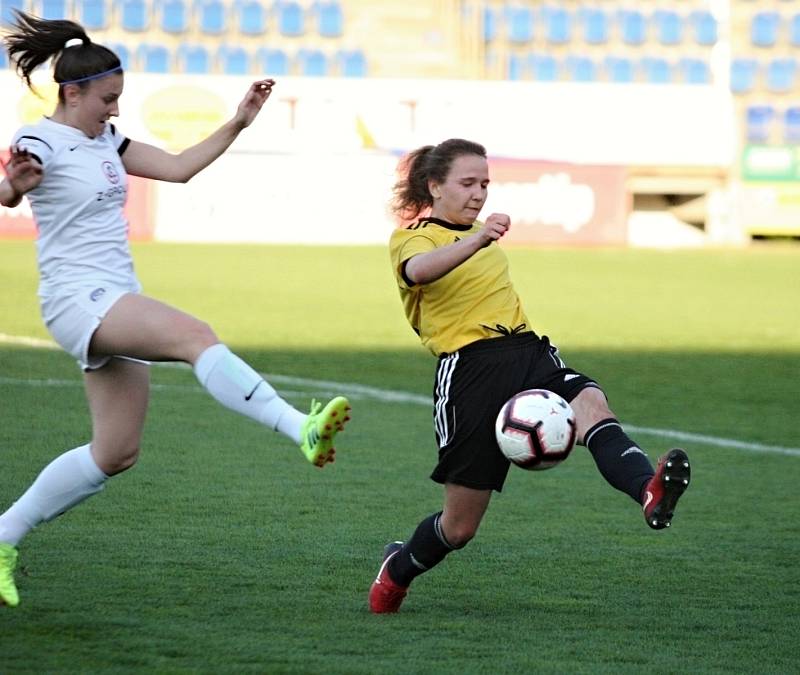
[2,333,798,457]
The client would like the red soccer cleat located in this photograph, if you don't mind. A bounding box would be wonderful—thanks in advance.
[368,542,408,614]
[643,448,691,530]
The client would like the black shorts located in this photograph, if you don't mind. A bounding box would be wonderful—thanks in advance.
[430,332,600,492]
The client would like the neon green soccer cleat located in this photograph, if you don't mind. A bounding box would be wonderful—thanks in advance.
[300,396,351,467]
[0,542,19,608]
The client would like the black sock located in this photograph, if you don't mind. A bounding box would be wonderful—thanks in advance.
[388,512,455,587]
[584,418,655,503]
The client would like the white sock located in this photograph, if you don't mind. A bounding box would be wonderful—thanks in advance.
[194,344,305,443]
[0,444,108,547]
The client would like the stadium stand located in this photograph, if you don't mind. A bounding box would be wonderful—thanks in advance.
[40,0,68,19]
[785,106,800,143]
[276,0,304,37]
[296,47,327,76]
[159,0,189,34]
[236,0,267,35]
[196,0,225,35]
[579,7,609,45]
[118,0,150,32]
[605,55,635,83]
[218,44,250,74]
[750,11,779,48]
[256,46,290,76]
[314,0,343,38]
[177,42,210,73]
[337,48,366,77]
[138,42,170,72]
[1,0,25,26]
[746,104,775,143]
[78,0,108,29]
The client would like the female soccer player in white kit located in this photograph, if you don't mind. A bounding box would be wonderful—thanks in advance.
[0,12,351,608]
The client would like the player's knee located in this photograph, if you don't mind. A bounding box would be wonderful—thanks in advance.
[444,524,478,549]
[182,319,218,361]
[98,444,141,476]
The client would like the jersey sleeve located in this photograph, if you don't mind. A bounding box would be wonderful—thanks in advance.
[106,123,130,155]
[389,230,437,290]
[12,127,54,168]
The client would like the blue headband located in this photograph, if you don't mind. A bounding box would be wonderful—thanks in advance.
[59,66,123,86]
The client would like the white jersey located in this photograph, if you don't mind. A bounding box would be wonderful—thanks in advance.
[12,117,141,298]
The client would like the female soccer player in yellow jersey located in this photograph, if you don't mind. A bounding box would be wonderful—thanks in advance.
[368,138,691,614]
[0,12,350,609]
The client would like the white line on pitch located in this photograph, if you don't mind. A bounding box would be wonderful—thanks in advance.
[2,333,798,457]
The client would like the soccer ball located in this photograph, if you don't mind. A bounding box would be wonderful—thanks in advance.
[494,389,577,470]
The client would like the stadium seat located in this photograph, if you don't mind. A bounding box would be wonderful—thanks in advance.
[78,0,108,29]
[790,14,800,47]
[218,45,249,75]
[337,49,366,77]
[565,55,596,82]
[604,55,635,83]
[730,58,758,94]
[483,6,497,42]
[236,0,266,35]
[138,43,170,72]
[618,9,646,46]
[1,0,25,26]
[678,57,711,84]
[505,5,534,44]
[784,107,800,143]
[159,0,189,34]
[765,57,797,93]
[745,104,775,143]
[297,48,327,76]
[314,0,343,38]
[542,6,571,45]
[579,8,608,45]
[196,0,225,34]
[178,43,211,73]
[41,0,68,19]
[528,53,558,81]
[751,11,779,48]
[0,48,8,68]
[507,52,526,80]
[109,42,131,70]
[653,9,682,46]
[118,0,150,32]
[690,10,717,46]
[640,56,672,84]
[256,47,290,75]
[276,0,304,37]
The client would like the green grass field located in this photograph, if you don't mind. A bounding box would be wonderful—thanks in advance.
[1,240,799,674]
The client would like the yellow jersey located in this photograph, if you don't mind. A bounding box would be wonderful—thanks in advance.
[389,217,530,356]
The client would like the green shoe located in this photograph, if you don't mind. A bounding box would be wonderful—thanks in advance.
[299,396,351,467]
[0,542,19,608]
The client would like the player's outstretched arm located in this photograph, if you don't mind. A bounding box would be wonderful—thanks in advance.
[405,213,510,285]
[122,79,275,183]
[0,146,43,207]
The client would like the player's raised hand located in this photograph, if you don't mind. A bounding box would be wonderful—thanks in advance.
[478,212,510,246]
[1,146,43,195]
[233,79,275,129]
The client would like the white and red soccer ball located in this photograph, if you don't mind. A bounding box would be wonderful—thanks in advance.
[494,389,577,470]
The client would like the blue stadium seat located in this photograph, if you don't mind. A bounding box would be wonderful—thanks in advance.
[0,47,8,68]
[297,48,327,76]
[784,107,800,143]
[542,6,571,45]
[276,0,304,37]
[564,55,596,82]
[178,43,211,73]
[138,44,170,72]
[1,0,25,26]
[528,53,558,81]
[483,6,497,41]
[690,10,717,46]
[41,0,68,19]
[653,9,682,46]
[618,9,646,46]
[315,1,343,38]
[765,57,797,93]
[196,0,225,34]
[218,45,249,75]
[604,55,635,83]
[751,11,779,48]
[790,14,800,47]
[119,0,150,32]
[730,58,758,94]
[236,0,266,35]
[109,42,131,70]
[159,0,189,34]
[256,47,290,75]
[746,104,775,143]
[579,8,608,45]
[505,5,534,44]
[337,49,366,77]
[678,58,711,84]
[507,52,526,80]
[640,57,672,84]
[78,0,108,29]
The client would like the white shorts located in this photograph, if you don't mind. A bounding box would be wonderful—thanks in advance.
[40,284,141,371]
